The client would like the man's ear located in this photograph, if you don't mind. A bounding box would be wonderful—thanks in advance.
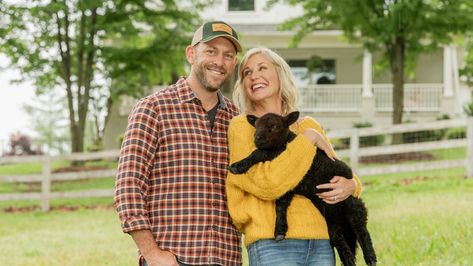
[246,115,258,126]
[185,45,195,65]
[285,111,299,126]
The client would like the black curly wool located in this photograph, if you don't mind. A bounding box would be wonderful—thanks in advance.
[228,112,377,266]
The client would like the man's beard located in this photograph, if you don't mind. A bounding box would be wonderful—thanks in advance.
[194,62,230,92]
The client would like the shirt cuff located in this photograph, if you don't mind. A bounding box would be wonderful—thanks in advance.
[122,214,151,233]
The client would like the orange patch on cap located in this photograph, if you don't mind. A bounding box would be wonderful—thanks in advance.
[212,23,233,35]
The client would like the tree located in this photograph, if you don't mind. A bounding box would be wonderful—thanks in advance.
[0,0,210,153]
[23,89,71,155]
[271,0,473,131]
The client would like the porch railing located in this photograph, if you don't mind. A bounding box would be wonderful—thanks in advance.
[373,83,443,112]
[299,83,443,112]
[299,84,362,112]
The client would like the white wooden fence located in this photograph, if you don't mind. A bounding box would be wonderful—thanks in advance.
[0,150,119,212]
[328,117,473,177]
[1,118,472,212]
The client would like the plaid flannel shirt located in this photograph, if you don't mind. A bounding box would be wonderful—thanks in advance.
[115,77,242,265]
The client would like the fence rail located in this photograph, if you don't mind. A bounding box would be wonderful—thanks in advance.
[0,150,120,211]
[1,118,473,212]
[328,117,473,177]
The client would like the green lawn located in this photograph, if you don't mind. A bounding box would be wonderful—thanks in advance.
[1,163,473,265]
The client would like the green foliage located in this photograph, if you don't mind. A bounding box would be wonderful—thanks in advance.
[445,127,467,140]
[274,0,473,60]
[460,35,473,86]
[0,0,212,152]
[270,0,473,125]
[23,89,71,154]
[401,115,451,143]
[464,100,473,116]
[353,121,385,147]
[401,129,444,143]
[333,122,385,149]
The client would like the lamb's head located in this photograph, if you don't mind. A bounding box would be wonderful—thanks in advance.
[247,111,300,150]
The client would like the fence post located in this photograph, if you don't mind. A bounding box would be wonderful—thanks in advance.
[467,117,473,178]
[41,156,51,212]
[350,129,359,172]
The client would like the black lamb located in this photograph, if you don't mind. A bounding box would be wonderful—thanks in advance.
[228,111,377,266]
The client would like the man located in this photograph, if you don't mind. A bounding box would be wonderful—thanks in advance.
[114,21,242,266]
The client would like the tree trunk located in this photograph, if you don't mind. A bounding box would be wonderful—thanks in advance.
[389,36,406,144]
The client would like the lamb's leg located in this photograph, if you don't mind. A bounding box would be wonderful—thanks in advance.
[346,198,377,266]
[274,191,294,241]
[228,149,280,174]
[327,221,356,266]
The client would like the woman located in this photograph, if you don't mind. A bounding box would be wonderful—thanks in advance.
[226,47,363,266]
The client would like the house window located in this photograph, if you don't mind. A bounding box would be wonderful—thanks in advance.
[288,59,336,86]
[228,0,255,11]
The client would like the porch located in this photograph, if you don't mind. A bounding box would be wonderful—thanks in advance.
[299,83,460,130]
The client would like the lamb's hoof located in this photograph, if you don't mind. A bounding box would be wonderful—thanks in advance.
[227,165,239,174]
[366,261,377,266]
[274,234,285,241]
[227,165,244,174]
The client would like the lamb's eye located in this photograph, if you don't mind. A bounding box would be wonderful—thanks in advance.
[271,125,280,131]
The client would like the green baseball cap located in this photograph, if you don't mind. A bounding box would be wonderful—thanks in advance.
[191,21,242,52]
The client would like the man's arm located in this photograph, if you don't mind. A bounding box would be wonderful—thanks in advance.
[129,230,178,266]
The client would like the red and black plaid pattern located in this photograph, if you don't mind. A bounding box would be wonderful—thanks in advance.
[115,78,242,265]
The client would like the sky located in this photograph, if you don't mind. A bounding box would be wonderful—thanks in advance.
[0,55,36,155]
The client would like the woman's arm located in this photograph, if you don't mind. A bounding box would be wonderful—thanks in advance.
[226,117,317,200]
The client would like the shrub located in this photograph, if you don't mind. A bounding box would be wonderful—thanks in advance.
[464,100,473,117]
[353,122,385,147]
[445,127,466,139]
[401,116,449,143]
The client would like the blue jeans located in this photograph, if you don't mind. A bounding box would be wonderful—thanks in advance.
[247,239,335,266]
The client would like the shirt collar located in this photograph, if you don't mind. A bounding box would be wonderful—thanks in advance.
[176,77,228,110]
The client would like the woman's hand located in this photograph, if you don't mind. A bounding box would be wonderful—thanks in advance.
[302,128,334,161]
[316,176,357,204]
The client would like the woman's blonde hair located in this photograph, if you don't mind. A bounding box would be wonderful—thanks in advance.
[232,47,299,115]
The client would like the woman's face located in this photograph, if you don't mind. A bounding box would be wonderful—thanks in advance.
[242,53,280,105]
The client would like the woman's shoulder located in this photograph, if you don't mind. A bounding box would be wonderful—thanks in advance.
[230,114,251,127]
[298,115,324,132]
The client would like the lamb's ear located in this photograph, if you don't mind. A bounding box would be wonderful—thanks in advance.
[285,111,300,126]
[246,115,258,126]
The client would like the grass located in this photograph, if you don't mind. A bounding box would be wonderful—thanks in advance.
[0,207,137,266]
[359,168,473,265]
[1,162,473,265]
[0,159,117,175]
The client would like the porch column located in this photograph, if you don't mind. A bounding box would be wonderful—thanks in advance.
[362,50,373,98]
[361,50,376,123]
[443,46,454,97]
[451,45,464,114]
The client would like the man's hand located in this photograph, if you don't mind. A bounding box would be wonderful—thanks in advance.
[129,230,179,266]
[145,250,179,266]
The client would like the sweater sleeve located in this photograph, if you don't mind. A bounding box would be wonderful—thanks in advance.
[226,116,316,201]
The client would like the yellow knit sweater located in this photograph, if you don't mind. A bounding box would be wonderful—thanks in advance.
[226,114,363,246]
